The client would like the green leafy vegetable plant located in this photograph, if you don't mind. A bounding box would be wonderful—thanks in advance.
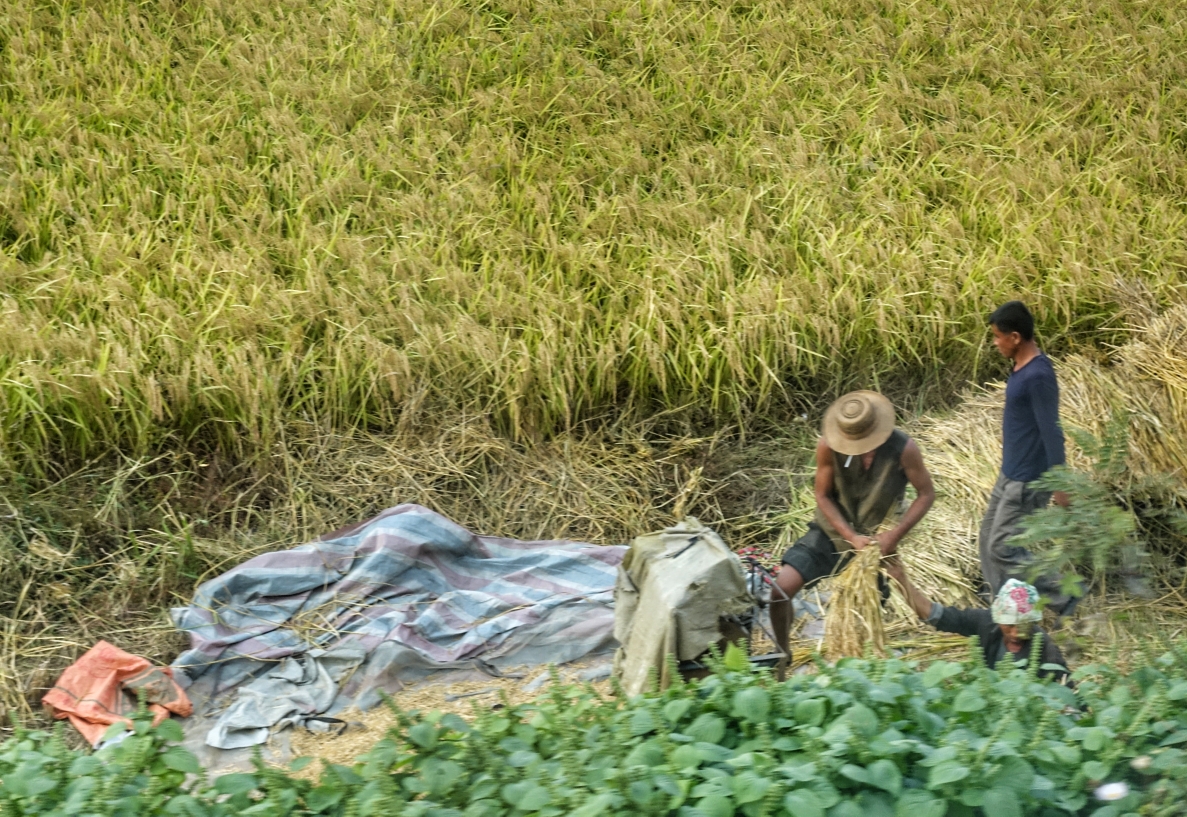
[6,640,1187,815]
[1012,413,1187,600]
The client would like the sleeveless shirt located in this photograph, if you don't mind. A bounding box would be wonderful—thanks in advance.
[813,429,910,552]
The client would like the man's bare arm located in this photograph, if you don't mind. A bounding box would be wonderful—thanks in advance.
[878,438,935,556]
[883,557,934,621]
[813,438,872,549]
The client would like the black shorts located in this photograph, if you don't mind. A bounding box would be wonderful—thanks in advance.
[781,523,889,599]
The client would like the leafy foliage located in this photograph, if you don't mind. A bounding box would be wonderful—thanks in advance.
[6,642,1187,815]
[1012,413,1187,597]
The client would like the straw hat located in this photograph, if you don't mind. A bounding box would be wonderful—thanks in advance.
[822,391,897,455]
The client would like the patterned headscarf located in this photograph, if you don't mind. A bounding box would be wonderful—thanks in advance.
[991,579,1042,625]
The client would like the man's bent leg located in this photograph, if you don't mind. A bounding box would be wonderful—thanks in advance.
[771,565,805,659]
[773,525,838,657]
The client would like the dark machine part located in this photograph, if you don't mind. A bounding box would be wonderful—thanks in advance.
[678,557,789,676]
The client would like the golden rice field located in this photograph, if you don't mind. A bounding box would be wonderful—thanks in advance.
[3,0,1187,721]
[3,0,1187,472]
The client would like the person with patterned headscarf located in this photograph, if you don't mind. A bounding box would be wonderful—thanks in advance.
[884,558,1071,684]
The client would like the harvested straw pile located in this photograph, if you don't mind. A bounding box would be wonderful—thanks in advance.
[1066,305,1187,485]
[823,547,887,660]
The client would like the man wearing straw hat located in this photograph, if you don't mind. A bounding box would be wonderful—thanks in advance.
[771,390,936,656]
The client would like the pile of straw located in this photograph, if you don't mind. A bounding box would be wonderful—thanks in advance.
[823,546,887,660]
[1064,305,1187,484]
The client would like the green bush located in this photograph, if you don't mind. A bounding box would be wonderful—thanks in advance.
[5,643,1187,816]
[1012,413,1187,598]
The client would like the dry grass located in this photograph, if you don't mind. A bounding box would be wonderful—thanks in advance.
[0,418,820,723]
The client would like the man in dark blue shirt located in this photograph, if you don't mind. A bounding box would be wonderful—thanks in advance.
[979,301,1080,616]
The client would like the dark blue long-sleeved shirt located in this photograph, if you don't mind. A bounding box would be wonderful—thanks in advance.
[1001,353,1065,483]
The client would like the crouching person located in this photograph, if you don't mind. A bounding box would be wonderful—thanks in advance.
[884,557,1072,684]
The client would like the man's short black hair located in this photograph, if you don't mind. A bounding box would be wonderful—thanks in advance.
[989,301,1034,341]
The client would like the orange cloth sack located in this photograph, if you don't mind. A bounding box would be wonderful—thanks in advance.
[42,640,192,746]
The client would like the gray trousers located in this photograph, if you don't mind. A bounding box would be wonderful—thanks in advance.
[978,473,1079,614]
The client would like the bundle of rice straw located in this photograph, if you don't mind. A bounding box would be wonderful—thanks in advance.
[823,546,886,660]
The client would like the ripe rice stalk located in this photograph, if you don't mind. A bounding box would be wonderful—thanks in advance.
[823,546,886,661]
[4,0,1187,470]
